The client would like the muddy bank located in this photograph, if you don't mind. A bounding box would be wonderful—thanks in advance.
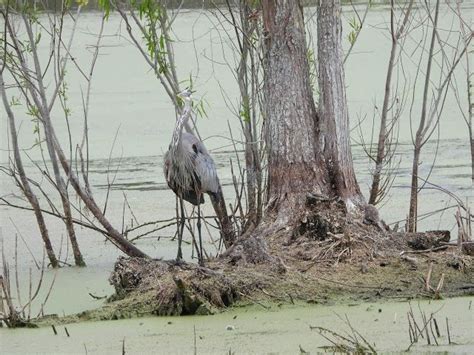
[30,200,473,325]
[33,251,473,326]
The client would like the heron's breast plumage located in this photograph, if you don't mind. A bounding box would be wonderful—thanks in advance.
[163,132,219,203]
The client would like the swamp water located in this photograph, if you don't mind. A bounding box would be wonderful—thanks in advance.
[0,2,473,353]
[2,298,473,353]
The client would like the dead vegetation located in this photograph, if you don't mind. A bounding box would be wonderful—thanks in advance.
[0,238,57,328]
[405,301,456,350]
[310,314,377,354]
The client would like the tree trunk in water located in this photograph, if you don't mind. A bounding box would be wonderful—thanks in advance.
[51,132,150,258]
[317,0,363,209]
[61,195,86,266]
[0,74,59,268]
[262,0,326,221]
[42,121,85,266]
[21,18,86,267]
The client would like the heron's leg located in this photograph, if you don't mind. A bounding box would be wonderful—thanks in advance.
[197,198,204,266]
[177,195,185,260]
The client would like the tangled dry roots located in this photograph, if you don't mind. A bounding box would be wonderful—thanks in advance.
[108,255,284,316]
[109,258,234,315]
[221,235,277,265]
[106,198,470,318]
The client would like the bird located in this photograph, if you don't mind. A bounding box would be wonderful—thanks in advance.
[163,88,220,265]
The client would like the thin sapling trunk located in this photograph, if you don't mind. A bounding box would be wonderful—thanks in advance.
[0,74,59,268]
[368,0,414,205]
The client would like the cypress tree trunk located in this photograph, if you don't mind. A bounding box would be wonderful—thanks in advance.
[317,0,363,210]
[261,0,363,223]
[262,0,326,221]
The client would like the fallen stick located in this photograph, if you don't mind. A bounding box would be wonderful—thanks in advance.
[446,317,452,344]
[400,246,448,255]
[433,317,441,337]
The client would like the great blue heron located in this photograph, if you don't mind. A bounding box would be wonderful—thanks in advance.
[163,89,219,265]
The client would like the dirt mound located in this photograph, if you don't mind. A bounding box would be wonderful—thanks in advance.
[37,202,472,324]
[96,200,472,320]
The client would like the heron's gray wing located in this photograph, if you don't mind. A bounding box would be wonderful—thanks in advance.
[192,140,220,194]
[163,148,204,205]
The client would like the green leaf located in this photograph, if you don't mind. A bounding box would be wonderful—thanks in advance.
[9,96,21,107]
[35,31,41,45]
[240,103,250,123]
[27,106,39,118]
[348,31,357,45]
[98,0,111,19]
[160,34,165,51]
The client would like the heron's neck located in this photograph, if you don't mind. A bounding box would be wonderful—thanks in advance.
[170,100,192,152]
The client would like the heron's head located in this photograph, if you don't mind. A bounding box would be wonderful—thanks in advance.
[177,88,193,101]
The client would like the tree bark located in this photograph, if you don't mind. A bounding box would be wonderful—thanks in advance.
[262,0,327,220]
[261,0,364,222]
[209,186,235,248]
[0,74,59,268]
[317,0,363,209]
[408,144,421,232]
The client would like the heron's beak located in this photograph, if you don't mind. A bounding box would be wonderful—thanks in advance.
[177,88,195,99]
